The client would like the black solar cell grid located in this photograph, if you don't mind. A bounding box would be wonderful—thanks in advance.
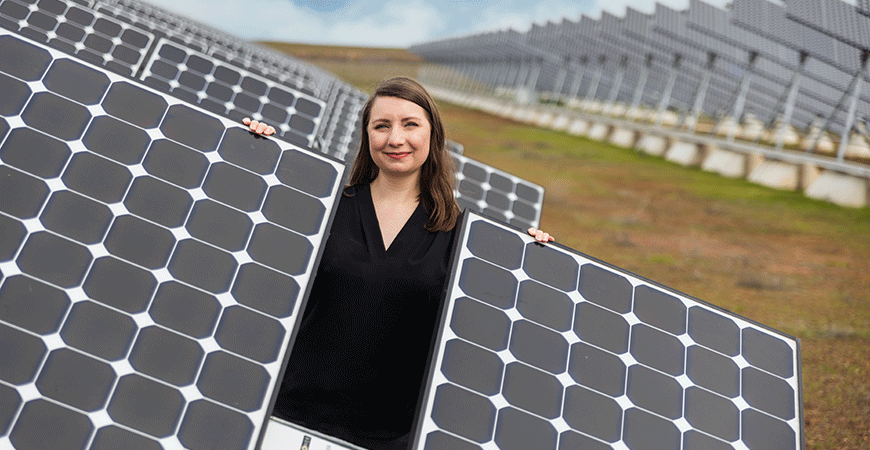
[140,37,326,148]
[451,153,545,231]
[0,0,154,76]
[413,211,803,450]
[0,30,345,450]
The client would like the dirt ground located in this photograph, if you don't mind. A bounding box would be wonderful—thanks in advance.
[265,42,870,449]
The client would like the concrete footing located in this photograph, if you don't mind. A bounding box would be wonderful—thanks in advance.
[806,171,869,207]
[665,141,703,167]
[636,135,669,156]
[551,115,571,131]
[609,128,637,148]
[567,119,589,136]
[535,111,555,128]
[748,160,800,191]
[845,132,870,159]
[587,123,611,141]
[701,148,747,178]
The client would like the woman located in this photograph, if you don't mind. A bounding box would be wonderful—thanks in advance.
[244,77,552,450]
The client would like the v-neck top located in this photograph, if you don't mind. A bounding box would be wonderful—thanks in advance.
[273,183,458,442]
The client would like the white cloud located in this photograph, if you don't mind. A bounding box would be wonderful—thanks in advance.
[144,0,444,47]
[298,0,446,47]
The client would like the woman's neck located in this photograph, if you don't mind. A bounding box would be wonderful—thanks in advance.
[370,172,421,205]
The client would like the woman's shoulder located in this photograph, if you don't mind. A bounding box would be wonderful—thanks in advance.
[341,183,369,198]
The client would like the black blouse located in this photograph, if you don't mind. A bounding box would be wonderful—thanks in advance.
[273,183,458,443]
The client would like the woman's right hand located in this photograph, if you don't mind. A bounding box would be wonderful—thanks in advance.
[242,118,276,136]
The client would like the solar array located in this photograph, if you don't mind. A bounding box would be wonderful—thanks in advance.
[414,211,803,450]
[0,0,364,154]
[0,29,346,450]
[409,0,870,145]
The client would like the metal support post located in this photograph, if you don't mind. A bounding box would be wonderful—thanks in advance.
[727,51,759,142]
[808,50,869,155]
[551,56,570,101]
[656,54,681,126]
[525,58,543,104]
[629,54,653,116]
[604,55,628,116]
[568,56,588,101]
[686,51,716,131]
[774,52,808,150]
[585,55,606,103]
[836,51,870,161]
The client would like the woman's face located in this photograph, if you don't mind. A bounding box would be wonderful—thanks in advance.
[367,96,431,179]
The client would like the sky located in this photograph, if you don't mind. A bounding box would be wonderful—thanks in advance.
[141,0,733,49]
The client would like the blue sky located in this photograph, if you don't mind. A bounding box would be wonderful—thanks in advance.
[142,0,731,48]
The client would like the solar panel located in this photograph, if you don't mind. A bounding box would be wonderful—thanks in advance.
[732,0,865,74]
[413,211,804,450]
[786,0,870,53]
[139,37,325,148]
[97,0,332,96]
[0,0,369,155]
[0,29,346,450]
[0,0,155,76]
[452,153,544,231]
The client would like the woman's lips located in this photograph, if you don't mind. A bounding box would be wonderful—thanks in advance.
[386,152,411,159]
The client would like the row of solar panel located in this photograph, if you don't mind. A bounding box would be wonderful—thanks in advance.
[410,0,870,135]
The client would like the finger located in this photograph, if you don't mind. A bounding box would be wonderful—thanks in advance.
[242,117,251,125]
[541,232,550,242]
[528,227,537,236]
[265,126,276,136]
[256,122,268,134]
[247,120,260,131]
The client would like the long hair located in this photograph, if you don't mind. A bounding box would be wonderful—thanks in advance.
[348,77,460,232]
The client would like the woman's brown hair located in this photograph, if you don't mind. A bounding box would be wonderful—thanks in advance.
[348,77,460,232]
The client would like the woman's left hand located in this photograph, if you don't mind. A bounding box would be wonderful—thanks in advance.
[528,227,555,243]
[242,118,276,136]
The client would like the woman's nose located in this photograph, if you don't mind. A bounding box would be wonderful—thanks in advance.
[388,128,405,146]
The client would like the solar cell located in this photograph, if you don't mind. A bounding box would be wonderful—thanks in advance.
[413,211,804,450]
[0,30,345,450]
